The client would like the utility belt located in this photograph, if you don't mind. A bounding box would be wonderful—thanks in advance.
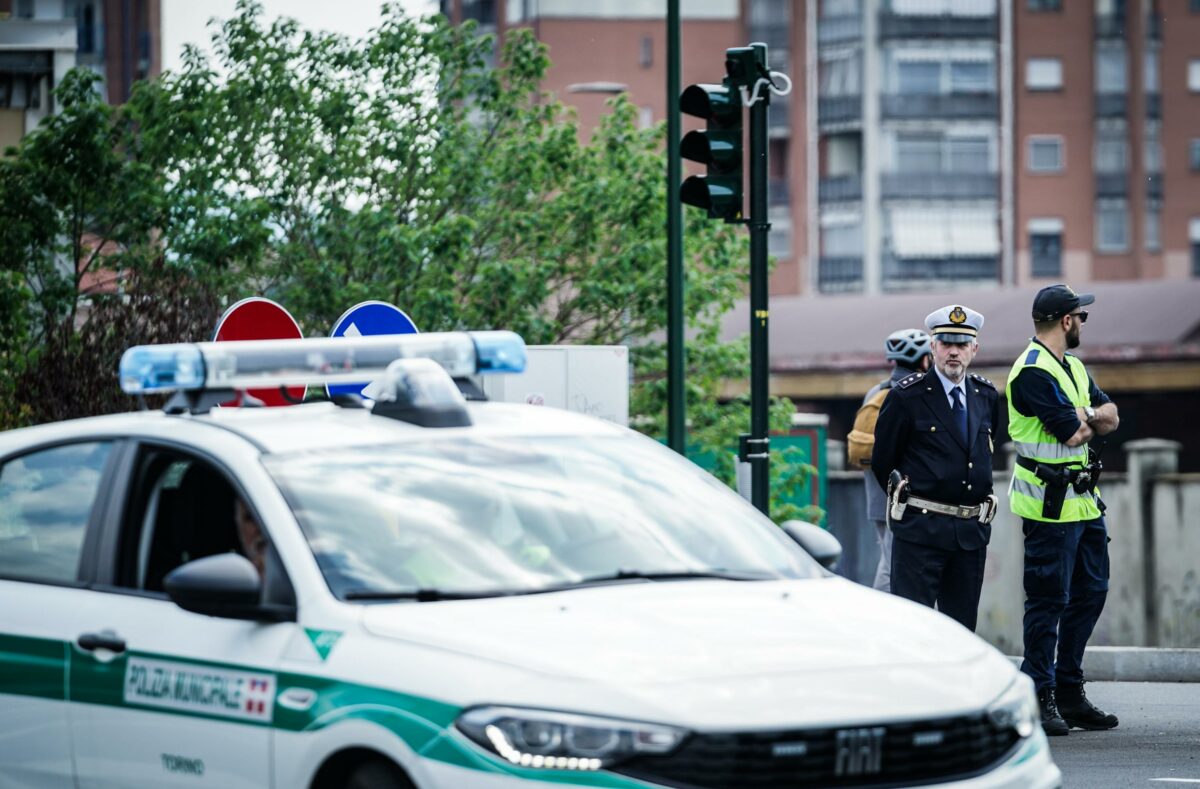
[887,471,998,525]
[1014,455,1104,520]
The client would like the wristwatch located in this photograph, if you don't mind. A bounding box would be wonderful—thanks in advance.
[1084,406,1096,423]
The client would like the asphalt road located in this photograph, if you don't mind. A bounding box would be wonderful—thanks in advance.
[1048,682,1200,788]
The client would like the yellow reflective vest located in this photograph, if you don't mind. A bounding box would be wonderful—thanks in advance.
[1006,341,1103,522]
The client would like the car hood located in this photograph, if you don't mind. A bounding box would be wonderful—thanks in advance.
[360,577,1017,729]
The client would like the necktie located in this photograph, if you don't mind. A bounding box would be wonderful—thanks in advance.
[950,386,967,443]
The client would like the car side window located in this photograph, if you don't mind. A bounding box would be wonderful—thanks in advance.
[0,442,113,584]
[120,453,245,592]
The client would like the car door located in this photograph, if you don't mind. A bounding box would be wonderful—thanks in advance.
[0,439,121,789]
[68,443,299,789]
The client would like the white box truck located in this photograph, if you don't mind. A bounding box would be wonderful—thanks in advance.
[479,345,629,427]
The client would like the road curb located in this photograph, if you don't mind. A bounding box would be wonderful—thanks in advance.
[1006,647,1200,682]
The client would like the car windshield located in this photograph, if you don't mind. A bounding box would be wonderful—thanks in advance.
[264,433,821,599]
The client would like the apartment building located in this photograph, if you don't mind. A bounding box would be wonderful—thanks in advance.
[443,0,1200,295]
[0,0,160,149]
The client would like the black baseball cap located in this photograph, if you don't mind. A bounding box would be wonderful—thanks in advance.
[1032,284,1095,322]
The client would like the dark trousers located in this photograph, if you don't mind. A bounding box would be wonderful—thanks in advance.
[1020,517,1110,691]
[891,538,987,631]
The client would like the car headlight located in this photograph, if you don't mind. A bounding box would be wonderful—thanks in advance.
[456,706,688,771]
[986,674,1038,738]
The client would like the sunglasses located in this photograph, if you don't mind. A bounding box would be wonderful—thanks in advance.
[1068,311,1088,323]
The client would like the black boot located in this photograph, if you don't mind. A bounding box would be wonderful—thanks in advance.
[1057,682,1119,730]
[1037,686,1070,736]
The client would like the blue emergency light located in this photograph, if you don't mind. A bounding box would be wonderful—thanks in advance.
[119,331,526,395]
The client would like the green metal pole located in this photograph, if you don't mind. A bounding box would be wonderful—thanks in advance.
[747,43,771,516]
[666,0,686,455]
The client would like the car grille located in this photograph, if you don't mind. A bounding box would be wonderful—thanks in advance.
[611,711,1021,789]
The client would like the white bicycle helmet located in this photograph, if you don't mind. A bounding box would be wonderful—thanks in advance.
[885,328,931,366]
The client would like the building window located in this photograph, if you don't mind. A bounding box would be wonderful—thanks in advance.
[1028,136,1064,172]
[1190,139,1200,170]
[897,61,941,95]
[1145,203,1161,252]
[1028,0,1062,10]
[1144,49,1159,92]
[823,0,861,14]
[1192,219,1200,276]
[950,61,992,93]
[638,106,653,129]
[1096,201,1130,252]
[1026,58,1063,91]
[820,51,861,96]
[15,0,34,18]
[1144,122,1162,173]
[1030,219,1063,277]
[1095,124,1128,172]
[1096,47,1128,93]
[1190,61,1200,92]
[639,36,653,68]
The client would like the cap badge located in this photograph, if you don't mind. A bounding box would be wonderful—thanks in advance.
[949,307,967,325]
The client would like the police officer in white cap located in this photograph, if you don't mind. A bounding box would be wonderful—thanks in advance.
[870,305,1000,631]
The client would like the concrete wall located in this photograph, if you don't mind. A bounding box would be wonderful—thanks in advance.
[825,440,1200,650]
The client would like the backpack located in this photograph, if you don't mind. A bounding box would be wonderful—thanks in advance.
[846,380,891,469]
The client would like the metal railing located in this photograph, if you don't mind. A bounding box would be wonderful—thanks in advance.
[881,93,997,120]
[818,257,864,293]
[1095,92,1128,117]
[882,256,998,286]
[819,175,863,203]
[880,173,998,200]
[818,95,862,126]
[878,12,997,40]
[1094,172,1128,198]
[818,14,863,46]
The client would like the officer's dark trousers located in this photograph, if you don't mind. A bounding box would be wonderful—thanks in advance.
[891,539,986,631]
[1020,517,1110,691]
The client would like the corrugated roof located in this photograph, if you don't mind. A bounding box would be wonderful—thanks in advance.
[721,280,1200,371]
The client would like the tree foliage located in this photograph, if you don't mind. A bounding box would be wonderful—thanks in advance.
[0,0,818,522]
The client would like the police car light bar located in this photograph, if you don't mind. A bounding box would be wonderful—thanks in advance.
[119,331,526,395]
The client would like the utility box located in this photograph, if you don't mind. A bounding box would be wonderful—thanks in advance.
[479,345,630,427]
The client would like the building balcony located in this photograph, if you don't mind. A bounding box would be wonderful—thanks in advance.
[818,95,862,127]
[1094,13,1126,38]
[1145,92,1161,119]
[769,178,791,207]
[1095,172,1128,198]
[818,15,863,46]
[1147,173,1162,199]
[1095,92,1127,117]
[878,12,997,40]
[881,92,997,120]
[883,256,998,287]
[819,175,862,203]
[881,172,998,200]
[818,256,864,293]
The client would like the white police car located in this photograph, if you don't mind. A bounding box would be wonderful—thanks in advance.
[0,332,1061,789]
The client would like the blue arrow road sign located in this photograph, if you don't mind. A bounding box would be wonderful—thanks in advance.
[327,301,418,398]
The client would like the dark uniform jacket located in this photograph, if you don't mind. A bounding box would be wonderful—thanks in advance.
[870,370,1000,552]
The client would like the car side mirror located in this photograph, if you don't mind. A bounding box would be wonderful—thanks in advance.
[780,520,842,571]
[164,553,294,622]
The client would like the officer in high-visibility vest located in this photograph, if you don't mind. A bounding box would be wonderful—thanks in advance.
[1007,284,1120,737]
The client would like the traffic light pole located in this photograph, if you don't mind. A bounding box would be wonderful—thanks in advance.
[746,43,771,517]
[666,0,686,456]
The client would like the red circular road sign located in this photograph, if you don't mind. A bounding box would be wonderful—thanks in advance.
[212,297,305,407]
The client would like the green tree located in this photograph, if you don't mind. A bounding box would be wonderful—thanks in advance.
[0,1,818,523]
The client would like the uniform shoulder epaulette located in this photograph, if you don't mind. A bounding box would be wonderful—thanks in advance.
[895,371,927,390]
[970,373,996,390]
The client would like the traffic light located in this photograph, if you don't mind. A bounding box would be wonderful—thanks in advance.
[679,82,743,223]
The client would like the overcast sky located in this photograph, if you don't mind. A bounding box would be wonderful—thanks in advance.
[161,0,436,75]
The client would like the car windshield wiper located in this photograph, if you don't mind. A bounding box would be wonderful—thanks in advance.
[342,588,516,602]
[533,569,775,593]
